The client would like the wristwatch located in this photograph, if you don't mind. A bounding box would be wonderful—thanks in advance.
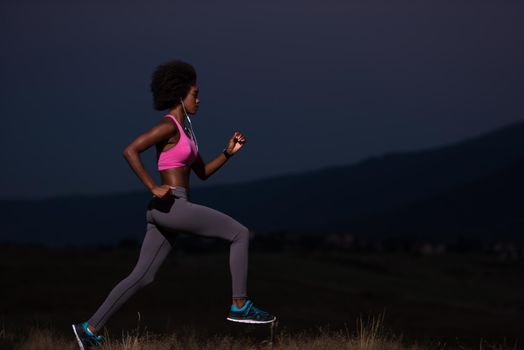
[223,148,233,159]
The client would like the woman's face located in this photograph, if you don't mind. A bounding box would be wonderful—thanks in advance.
[181,84,200,115]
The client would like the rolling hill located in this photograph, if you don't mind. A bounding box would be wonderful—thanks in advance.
[1,120,523,245]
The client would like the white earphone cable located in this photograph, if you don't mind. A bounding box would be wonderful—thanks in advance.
[180,100,199,151]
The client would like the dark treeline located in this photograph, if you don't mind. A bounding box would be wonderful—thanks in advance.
[4,230,523,260]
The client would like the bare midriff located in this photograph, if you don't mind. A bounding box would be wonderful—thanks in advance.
[159,166,191,189]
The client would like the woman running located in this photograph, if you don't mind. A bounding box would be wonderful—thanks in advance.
[72,59,276,349]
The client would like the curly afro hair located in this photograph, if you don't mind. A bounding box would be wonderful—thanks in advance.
[150,59,197,111]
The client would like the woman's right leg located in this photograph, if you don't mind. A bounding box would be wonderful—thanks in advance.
[87,221,174,332]
[150,188,250,299]
[148,187,276,324]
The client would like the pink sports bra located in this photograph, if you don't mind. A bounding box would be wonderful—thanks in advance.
[157,114,198,171]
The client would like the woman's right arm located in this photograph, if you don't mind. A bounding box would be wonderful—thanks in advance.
[122,119,175,194]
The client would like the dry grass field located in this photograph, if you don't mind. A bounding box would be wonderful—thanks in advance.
[0,244,522,349]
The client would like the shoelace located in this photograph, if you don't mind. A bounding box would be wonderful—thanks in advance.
[235,301,270,319]
[250,305,270,319]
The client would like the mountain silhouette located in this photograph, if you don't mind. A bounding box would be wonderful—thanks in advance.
[1,119,523,245]
[348,156,524,239]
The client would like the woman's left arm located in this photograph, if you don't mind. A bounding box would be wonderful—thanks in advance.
[191,131,246,180]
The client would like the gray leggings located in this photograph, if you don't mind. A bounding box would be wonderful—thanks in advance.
[87,186,250,331]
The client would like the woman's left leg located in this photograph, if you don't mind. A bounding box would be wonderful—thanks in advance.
[86,222,175,331]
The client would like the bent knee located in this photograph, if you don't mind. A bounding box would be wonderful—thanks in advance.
[231,225,251,243]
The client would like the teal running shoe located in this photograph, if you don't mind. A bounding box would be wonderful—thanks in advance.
[226,299,276,324]
[72,322,103,349]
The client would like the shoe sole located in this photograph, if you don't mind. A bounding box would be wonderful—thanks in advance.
[71,324,85,350]
[226,316,277,324]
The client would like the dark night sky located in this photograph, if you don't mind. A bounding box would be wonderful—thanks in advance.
[1,0,523,199]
